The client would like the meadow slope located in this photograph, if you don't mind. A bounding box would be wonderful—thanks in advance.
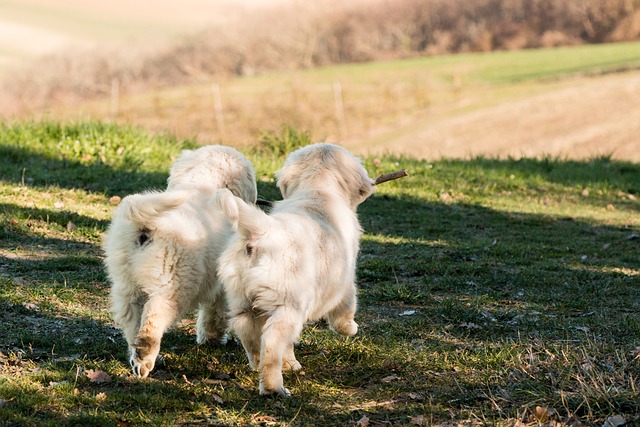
[25,41,640,162]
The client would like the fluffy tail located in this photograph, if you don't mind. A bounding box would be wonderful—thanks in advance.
[119,190,192,227]
[214,188,268,238]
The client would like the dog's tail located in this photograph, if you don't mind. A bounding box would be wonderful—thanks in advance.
[119,190,192,227]
[214,188,268,237]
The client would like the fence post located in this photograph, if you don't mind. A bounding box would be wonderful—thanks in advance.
[333,81,347,139]
[110,78,120,121]
[212,83,225,135]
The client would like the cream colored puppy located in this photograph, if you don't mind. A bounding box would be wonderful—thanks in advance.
[103,145,257,378]
[216,143,374,396]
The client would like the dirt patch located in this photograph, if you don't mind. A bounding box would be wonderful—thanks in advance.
[350,71,640,161]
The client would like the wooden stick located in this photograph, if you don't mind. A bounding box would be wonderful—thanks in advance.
[373,169,408,185]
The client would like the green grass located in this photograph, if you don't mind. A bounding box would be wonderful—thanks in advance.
[1,121,639,426]
[302,40,640,84]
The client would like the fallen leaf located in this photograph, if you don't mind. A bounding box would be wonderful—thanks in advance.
[381,374,400,383]
[532,406,555,423]
[606,204,615,211]
[408,392,423,400]
[66,221,77,231]
[439,192,453,203]
[602,415,626,427]
[49,380,69,387]
[86,369,112,384]
[460,322,481,329]
[399,310,416,316]
[356,415,370,427]
[628,194,637,200]
[481,311,497,322]
[581,188,589,197]
[9,218,18,225]
[211,393,224,405]
[381,358,397,370]
[214,372,231,381]
[626,233,639,240]
[252,415,277,425]
[410,415,427,426]
[116,146,125,155]
[95,392,107,401]
[109,196,122,205]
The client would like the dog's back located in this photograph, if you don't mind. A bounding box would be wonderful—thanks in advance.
[167,145,257,203]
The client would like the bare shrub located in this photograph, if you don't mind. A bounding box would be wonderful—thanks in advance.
[2,0,639,112]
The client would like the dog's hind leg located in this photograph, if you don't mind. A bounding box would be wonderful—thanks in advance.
[282,342,302,372]
[259,308,304,397]
[196,290,228,345]
[131,295,179,378]
[112,290,145,366]
[230,311,262,370]
[326,284,359,337]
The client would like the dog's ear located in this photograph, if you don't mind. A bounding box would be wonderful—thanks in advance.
[355,177,375,205]
[275,166,293,198]
[331,147,374,206]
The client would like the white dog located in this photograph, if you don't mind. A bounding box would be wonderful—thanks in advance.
[215,143,374,396]
[103,145,257,378]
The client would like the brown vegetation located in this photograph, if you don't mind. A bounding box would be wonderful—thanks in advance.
[2,0,640,112]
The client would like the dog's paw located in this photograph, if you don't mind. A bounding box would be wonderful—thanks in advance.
[247,353,260,371]
[218,333,229,345]
[130,356,155,378]
[333,319,358,336]
[196,332,229,346]
[282,358,302,372]
[259,383,291,398]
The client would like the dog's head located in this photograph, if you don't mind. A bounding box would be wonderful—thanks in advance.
[167,145,257,203]
[276,143,374,207]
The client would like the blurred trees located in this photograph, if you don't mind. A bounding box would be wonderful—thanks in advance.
[4,0,640,107]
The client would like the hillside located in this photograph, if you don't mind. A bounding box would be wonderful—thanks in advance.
[25,42,640,162]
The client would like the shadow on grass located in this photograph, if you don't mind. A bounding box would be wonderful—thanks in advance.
[0,154,639,424]
[458,156,640,194]
[1,142,279,201]
[358,194,640,339]
[0,145,171,197]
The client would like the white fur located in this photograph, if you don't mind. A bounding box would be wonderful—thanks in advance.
[103,145,257,378]
[216,143,374,396]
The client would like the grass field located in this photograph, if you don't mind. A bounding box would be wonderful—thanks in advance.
[0,121,639,426]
